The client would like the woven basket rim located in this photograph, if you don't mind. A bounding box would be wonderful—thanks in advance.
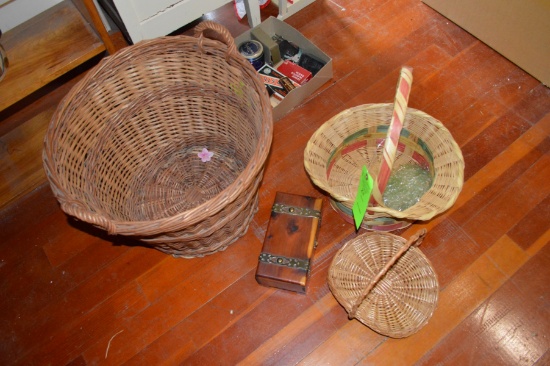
[304,103,464,221]
[43,33,273,236]
[328,230,439,337]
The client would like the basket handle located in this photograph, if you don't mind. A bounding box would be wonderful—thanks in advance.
[348,228,427,319]
[194,21,237,62]
[368,67,413,207]
[60,199,118,235]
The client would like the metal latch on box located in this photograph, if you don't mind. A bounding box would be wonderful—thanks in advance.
[258,253,310,271]
[272,203,321,219]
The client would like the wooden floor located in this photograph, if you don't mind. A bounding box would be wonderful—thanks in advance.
[1,0,549,365]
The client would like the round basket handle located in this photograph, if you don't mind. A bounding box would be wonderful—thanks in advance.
[194,21,237,62]
[348,228,427,319]
[61,199,118,235]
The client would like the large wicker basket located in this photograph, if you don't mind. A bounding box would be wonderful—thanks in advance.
[328,229,438,338]
[42,22,273,258]
[304,103,464,230]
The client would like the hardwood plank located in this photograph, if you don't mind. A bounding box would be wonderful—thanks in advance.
[461,110,534,181]
[81,230,263,365]
[535,351,550,366]
[512,84,550,124]
[5,247,163,364]
[461,154,550,249]
[345,44,456,109]
[127,271,274,365]
[238,294,348,366]
[444,92,510,147]
[0,109,50,198]
[181,290,315,365]
[422,10,478,57]
[0,62,92,210]
[526,228,550,258]
[0,0,549,364]
[126,219,351,365]
[297,315,383,366]
[449,138,550,228]
[286,0,360,43]
[321,0,433,80]
[0,0,105,112]
[396,114,550,239]
[358,235,538,365]
[417,242,550,366]
[16,281,150,365]
[413,218,480,289]
[508,195,550,251]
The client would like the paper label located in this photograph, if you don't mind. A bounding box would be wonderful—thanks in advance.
[352,166,374,230]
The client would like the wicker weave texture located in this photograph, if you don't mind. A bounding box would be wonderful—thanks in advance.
[328,231,438,338]
[304,103,464,221]
[42,22,273,257]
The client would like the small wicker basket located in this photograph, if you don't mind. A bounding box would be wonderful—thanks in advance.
[304,103,464,230]
[43,22,273,258]
[328,229,438,338]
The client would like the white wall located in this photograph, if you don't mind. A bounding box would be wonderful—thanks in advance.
[0,0,62,32]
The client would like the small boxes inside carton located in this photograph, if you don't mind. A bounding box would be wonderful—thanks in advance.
[277,60,312,85]
[235,17,333,121]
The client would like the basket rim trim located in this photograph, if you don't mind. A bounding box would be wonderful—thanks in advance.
[42,29,274,236]
[303,103,465,220]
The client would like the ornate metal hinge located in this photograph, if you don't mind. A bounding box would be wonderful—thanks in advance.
[259,253,310,271]
[272,203,321,220]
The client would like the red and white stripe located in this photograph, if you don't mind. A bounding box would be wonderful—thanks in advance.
[371,66,413,204]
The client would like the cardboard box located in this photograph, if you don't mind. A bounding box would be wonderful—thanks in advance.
[235,17,333,121]
[422,0,550,86]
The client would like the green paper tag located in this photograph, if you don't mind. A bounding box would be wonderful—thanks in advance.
[352,166,374,230]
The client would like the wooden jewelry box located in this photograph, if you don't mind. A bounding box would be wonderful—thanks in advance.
[255,192,323,293]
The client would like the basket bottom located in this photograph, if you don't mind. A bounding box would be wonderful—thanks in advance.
[150,192,259,258]
[138,172,263,258]
[133,146,247,221]
[329,199,414,232]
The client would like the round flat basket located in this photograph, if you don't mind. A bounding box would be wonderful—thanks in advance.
[304,104,464,229]
[42,22,273,258]
[328,230,438,338]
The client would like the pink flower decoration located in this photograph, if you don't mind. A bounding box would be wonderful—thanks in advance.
[198,148,214,162]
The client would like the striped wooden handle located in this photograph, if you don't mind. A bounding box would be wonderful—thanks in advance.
[371,66,413,205]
